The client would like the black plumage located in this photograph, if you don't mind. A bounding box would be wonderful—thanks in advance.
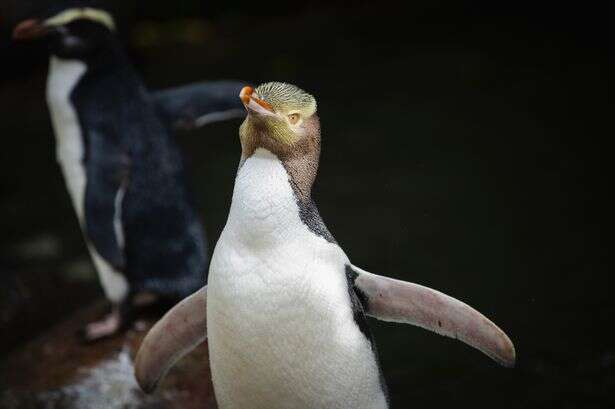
[13,2,245,337]
[73,32,207,297]
[153,81,245,130]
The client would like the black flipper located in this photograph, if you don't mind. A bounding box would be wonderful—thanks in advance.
[151,81,246,130]
[84,129,130,271]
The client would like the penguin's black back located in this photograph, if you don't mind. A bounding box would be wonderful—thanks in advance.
[71,35,205,299]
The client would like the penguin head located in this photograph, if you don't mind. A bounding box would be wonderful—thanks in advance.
[12,2,116,60]
[239,82,321,195]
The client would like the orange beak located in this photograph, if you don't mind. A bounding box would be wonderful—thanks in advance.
[12,19,49,40]
[239,86,274,115]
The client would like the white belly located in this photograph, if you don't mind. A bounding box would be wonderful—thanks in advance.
[207,149,386,409]
[47,56,88,220]
[46,56,128,303]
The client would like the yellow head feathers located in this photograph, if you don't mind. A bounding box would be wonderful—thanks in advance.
[45,8,115,31]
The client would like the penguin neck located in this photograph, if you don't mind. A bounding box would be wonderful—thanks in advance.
[230,148,309,244]
[56,37,132,75]
[47,42,146,111]
[229,146,336,246]
[47,56,86,109]
[239,116,321,202]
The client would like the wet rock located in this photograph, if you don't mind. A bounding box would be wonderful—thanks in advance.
[0,303,216,409]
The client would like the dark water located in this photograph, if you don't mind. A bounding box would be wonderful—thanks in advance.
[1,3,612,408]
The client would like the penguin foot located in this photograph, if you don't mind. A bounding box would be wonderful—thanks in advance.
[80,308,122,342]
[77,295,177,343]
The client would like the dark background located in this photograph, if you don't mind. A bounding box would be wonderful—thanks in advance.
[0,1,612,408]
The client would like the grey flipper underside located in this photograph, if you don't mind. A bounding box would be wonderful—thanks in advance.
[347,265,516,367]
[152,81,246,130]
[134,268,516,394]
[135,286,207,393]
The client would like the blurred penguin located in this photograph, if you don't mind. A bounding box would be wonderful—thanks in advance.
[12,1,245,340]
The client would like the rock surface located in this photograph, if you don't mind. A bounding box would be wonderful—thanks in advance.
[0,302,216,409]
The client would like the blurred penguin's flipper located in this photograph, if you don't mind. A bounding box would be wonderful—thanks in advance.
[135,286,208,393]
[347,265,516,368]
[84,145,130,271]
[151,81,246,130]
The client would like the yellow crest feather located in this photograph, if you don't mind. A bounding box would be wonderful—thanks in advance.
[44,8,115,31]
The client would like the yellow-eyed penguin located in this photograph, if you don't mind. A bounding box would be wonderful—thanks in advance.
[12,3,245,340]
[134,82,516,408]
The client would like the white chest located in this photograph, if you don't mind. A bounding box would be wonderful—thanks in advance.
[207,149,386,409]
[45,57,128,303]
[46,56,87,220]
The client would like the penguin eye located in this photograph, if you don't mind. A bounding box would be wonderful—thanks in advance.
[288,113,301,125]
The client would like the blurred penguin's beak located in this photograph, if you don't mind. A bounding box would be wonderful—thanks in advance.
[239,86,274,116]
[12,19,50,40]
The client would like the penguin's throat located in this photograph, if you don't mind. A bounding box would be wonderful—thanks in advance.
[239,132,319,205]
[240,120,292,160]
[230,148,305,243]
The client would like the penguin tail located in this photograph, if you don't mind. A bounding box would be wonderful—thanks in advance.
[134,286,208,393]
